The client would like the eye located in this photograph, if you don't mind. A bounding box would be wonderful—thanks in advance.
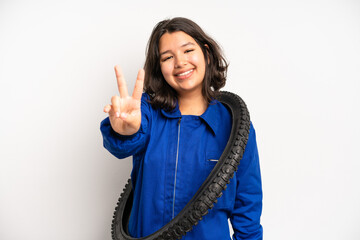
[162,56,173,62]
[185,49,194,53]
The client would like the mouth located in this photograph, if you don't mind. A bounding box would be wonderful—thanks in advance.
[174,69,194,79]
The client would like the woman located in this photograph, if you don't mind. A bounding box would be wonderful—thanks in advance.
[101,17,263,240]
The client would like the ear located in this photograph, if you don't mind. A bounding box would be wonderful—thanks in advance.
[204,44,210,64]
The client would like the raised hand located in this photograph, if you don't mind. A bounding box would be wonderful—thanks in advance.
[103,65,145,136]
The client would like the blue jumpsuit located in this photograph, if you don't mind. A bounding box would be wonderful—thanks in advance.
[100,93,263,239]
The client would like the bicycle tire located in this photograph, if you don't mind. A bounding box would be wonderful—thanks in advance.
[111,91,250,240]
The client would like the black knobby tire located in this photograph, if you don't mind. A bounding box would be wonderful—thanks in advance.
[111,91,250,240]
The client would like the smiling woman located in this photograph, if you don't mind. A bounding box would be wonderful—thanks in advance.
[143,17,228,112]
[100,17,263,240]
[158,31,207,114]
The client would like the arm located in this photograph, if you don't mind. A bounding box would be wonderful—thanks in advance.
[230,122,263,240]
[100,66,150,159]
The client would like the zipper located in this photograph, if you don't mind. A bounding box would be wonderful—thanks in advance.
[172,117,181,219]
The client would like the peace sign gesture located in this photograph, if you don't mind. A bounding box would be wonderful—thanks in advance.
[103,65,145,136]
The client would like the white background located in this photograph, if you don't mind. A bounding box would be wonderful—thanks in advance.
[1,0,359,239]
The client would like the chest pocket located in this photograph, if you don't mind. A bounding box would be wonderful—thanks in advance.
[205,151,236,211]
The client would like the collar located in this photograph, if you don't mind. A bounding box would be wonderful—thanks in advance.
[160,99,221,135]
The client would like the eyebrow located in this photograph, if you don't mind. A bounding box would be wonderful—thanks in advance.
[160,42,196,56]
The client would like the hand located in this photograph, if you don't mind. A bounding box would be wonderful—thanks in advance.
[103,65,145,136]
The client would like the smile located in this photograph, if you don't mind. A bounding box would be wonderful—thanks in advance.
[176,69,194,76]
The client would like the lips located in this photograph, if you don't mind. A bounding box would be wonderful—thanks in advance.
[176,69,193,76]
[174,69,194,80]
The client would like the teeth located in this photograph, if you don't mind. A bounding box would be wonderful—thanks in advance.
[177,69,193,76]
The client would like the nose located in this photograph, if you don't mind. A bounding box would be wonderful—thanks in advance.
[174,54,187,68]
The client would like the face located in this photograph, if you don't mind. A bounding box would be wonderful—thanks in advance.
[158,31,206,97]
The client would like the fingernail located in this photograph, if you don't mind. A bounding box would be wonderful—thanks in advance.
[116,112,120,118]
[121,112,128,118]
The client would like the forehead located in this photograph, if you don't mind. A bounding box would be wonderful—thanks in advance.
[158,31,199,51]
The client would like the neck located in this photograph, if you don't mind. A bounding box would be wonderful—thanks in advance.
[178,93,207,116]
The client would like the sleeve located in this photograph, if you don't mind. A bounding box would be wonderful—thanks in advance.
[100,94,151,159]
[230,122,263,240]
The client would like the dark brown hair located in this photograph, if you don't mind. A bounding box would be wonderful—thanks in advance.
[144,17,228,110]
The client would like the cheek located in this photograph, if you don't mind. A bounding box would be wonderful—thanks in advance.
[160,63,172,77]
[191,54,206,70]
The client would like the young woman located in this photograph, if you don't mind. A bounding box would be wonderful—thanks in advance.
[101,17,263,240]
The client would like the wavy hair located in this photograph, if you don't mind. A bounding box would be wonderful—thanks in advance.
[144,17,228,110]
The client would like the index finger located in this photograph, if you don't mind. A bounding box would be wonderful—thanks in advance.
[132,69,145,100]
[114,65,129,97]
